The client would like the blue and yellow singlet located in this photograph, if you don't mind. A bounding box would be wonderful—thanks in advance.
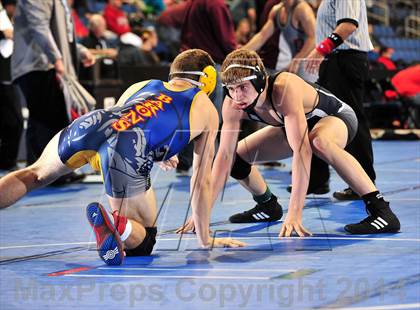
[57,80,201,197]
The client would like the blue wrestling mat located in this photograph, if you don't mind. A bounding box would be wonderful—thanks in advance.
[0,141,419,309]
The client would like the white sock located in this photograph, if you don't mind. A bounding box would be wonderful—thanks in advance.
[120,220,132,242]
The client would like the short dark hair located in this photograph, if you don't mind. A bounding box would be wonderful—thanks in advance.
[1,0,16,6]
[379,46,392,56]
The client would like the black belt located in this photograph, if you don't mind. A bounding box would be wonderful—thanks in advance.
[333,49,368,56]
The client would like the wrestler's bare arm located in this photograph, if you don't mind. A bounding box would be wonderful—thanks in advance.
[211,98,243,204]
[274,75,313,237]
[189,95,219,247]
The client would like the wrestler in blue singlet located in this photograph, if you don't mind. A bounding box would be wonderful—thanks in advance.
[57,80,201,198]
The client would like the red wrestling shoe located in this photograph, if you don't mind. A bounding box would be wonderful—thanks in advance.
[86,202,124,265]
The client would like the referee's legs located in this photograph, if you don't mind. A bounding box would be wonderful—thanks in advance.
[309,52,376,198]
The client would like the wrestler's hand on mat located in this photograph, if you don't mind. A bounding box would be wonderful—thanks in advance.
[304,49,324,75]
[279,212,312,237]
[157,155,179,171]
[176,216,195,234]
[208,237,246,248]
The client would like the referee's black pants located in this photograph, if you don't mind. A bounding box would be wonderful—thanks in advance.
[310,50,376,187]
[0,83,23,169]
[15,69,69,165]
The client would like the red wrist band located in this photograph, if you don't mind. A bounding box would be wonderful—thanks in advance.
[316,37,335,56]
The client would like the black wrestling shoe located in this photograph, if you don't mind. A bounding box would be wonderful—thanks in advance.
[344,201,400,234]
[175,168,190,177]
[51,172,86,186]
[229,195,283,223]
[287,182,330,195]
[333,187,361,200]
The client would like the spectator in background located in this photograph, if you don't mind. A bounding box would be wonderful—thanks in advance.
[181,0,236,66]
[158,0,187,27]
[229,0,256,34]
[143,0,165,16]
[118,27,159,66]
[12,0,95,183]
[178,0,237,175]
[118,30,143,66]
[367,23,380,52]
[0,0,22,172]
[377,46,397,71]
[103,0,131,36]
[384,64,420,129]
[81,14,118,80]
[235,18,252,46]
[367,23,381,61]
[138,27,160,64]
[392,65,420,101]
[82,14,118,59]
[255,0,281,72]
[156,0,188,61]
[244,0,316,81]
[385,64,420,102]
[306,0,322,14]
[68,0,89,40]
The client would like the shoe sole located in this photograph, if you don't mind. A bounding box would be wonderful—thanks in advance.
[86,202,124,265]
[229,213,283,223]
[229,218,281,223]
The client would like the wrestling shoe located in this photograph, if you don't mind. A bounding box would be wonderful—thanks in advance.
[86,202,124,265]
[229,195,283,223]
[344,200,400,234]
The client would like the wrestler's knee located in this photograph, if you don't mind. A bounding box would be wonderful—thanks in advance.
[309,134,332,159]
[125,227,157,256]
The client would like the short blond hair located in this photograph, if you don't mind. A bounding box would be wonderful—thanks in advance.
[170,49,215,82]
[221,49,266,85]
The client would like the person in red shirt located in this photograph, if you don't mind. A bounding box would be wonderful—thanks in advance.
[176,0,237,175]
[180,0,236,64]
[385,64,420,101]
[68,0,89,39]
[103,0,131,36]
[392,65,420,98]
[377,46,397,71]
[157,0,188,28]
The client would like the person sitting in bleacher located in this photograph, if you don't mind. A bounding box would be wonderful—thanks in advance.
[82,14,118,60]
[138,26,160,64]
[69,0,90,41]
[385,65,420,103]
[118,26,160,66]
[377,46,397,71]
[103,0,131,36]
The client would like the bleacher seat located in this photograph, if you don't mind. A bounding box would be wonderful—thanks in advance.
[90,1,105,13]
[373,25,396,38]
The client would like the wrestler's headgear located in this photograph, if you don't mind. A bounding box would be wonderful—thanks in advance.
[169,65,217,96]
[222,64,267,112]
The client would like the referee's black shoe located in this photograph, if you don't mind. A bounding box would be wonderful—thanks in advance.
[229,195,283,223]
[287,182,330,195]
[333,187,361,200]
[344,200,400,234]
